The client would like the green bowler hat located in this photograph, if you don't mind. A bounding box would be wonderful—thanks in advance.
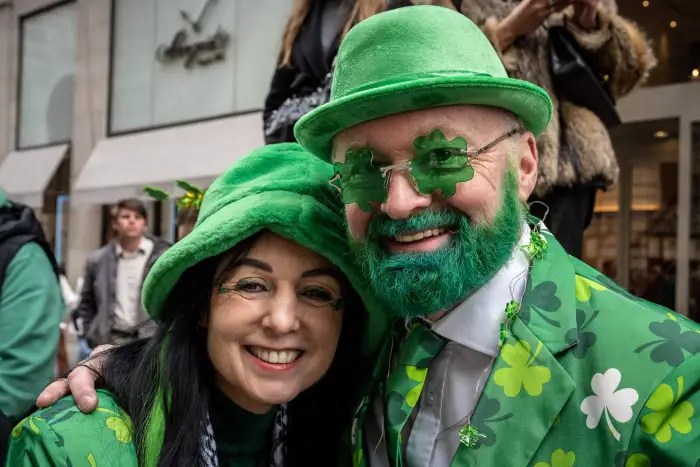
[294,5,553,161]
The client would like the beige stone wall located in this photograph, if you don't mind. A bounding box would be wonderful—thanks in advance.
[65,0,110,284]
[0,2,17,160]
[0,0,108,283]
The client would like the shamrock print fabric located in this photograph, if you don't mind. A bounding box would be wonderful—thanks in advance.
[354,229,700,467]
[8,389,138,466]
[493,340,552,397]
[534,449,576,467]
[384,323,446,465]
[580,369,639,441]
[466,235,700,467]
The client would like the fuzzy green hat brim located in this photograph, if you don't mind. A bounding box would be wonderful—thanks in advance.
[142,143,388,356]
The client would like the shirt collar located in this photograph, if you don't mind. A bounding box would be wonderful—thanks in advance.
[116,237,153,257]
[431,223,532,357]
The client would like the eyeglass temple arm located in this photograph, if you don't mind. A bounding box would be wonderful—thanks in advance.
[462,127,526,158]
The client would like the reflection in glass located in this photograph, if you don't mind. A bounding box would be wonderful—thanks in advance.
[19,3,77,148]
[583,119,679,311]
[689,123,700,322]
[618,2,700,87]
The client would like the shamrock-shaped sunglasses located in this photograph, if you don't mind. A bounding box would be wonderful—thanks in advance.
[329,127,525,212]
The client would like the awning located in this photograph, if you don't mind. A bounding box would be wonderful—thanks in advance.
[0,144,69,208]
[71,112,264,205]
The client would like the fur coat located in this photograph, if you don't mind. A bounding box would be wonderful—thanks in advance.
[417,0,657,196]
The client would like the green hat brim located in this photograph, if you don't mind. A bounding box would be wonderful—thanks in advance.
[143,190,388,357]
[295,73,553,162]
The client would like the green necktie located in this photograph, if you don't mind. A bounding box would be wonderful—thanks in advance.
[384,322,447,466]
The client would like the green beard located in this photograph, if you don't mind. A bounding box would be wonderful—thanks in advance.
[351,170,524,318]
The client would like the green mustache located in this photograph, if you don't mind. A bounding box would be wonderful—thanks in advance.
[351,169,524,318]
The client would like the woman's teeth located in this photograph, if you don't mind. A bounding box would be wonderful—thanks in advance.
[249,347,301,364]
[393,227,447,243]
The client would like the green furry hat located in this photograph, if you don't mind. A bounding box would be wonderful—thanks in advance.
[142,142,386,355]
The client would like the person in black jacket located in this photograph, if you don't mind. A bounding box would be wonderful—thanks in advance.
[263,0,387,144]
[262,0,463,144]
[0,190,63,465]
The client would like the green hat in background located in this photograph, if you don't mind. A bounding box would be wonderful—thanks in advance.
[294,5,553,161]
[142,143,387,356]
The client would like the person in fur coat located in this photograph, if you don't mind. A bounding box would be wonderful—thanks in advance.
[452,0,656,257]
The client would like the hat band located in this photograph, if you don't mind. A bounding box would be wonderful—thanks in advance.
[335,70,494,97]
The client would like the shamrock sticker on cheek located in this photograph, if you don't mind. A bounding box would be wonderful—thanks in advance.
[412,129,474,198]
[331,148,387,212]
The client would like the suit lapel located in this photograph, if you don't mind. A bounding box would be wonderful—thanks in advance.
[107,243,118,313]
[464,230,578,466]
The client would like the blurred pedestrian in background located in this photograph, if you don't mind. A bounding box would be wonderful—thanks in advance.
[264,0,385,144]
[56,264,81,374]
[73,198,170,351]
[0,189,63,465]
[263,0,457,143]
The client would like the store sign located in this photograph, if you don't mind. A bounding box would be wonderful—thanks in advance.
[155,0,230,69]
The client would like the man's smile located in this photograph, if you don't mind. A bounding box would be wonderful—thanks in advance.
[384,226,454,253]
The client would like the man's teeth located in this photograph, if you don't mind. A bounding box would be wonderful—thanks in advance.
[393,227,447,243]
[250,347,301,364]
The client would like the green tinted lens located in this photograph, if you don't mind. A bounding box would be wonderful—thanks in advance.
[412,148,474,198]
[412,129,474,198]
[333,148,387,212]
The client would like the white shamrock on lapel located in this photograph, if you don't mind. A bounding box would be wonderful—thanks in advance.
[580,368,639,441]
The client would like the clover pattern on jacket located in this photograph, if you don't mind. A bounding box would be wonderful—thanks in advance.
[580,368,639,441]
[493,339,552,397]
[564,308,599,359]
[614,452,652,467]
[96,407,133,443]
[518,280,562,328]
[634,313,700,367]
[469,395,513,448]
[574,275,607,303]
[534,449,576,467]
[641,375,695,443]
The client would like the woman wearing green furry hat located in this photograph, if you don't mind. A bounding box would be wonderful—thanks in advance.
[8,143,386,467]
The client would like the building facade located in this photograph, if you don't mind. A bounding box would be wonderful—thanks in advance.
[0,0,293,287]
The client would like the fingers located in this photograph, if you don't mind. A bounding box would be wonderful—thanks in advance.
[35,344,113,413]
[67,364,100,413]
[35,378,70,408]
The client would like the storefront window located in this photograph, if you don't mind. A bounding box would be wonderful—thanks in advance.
[618,2,700,87]
[109,0,293,134]
[689,122,700,322]
[582,187,619,281]
[583,118,679,309]
[18,2,77,149]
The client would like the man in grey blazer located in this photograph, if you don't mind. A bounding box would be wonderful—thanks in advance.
[74,198,169,348]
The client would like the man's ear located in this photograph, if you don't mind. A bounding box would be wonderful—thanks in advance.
[515,132,538,202]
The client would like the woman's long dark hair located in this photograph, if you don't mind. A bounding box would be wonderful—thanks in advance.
[98,234,366,466]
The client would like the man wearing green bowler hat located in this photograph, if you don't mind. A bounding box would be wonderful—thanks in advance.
[295,5,700,467]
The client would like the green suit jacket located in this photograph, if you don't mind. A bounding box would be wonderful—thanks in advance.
[7,390,137,467]
[353,231,700,467]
